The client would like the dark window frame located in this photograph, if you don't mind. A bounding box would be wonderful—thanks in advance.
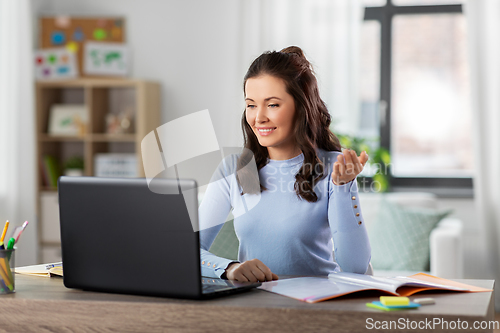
[363,1,472,193]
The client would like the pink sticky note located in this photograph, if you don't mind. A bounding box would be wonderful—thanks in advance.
[55,16,71,28]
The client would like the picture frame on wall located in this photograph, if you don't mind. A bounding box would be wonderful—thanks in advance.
[84,42,131,77]
[34,48,78,80]
[48,104,88,136]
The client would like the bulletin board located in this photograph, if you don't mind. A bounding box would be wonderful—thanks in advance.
[39,17,126,77]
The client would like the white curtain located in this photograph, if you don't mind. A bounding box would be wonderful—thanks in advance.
[237,0,364,137]
[465,0,500,310]
[0,0,37,265]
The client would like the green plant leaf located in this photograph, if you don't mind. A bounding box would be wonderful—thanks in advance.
[64,156,84,170]
[372,173,389,192]
[380,148,391,164]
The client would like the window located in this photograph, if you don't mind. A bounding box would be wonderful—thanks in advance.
[362,0,472,192]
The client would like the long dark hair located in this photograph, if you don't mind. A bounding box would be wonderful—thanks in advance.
[237,46,341,202]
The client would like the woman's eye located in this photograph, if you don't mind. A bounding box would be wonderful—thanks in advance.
[246,105,255,109]
[269,104,279,108]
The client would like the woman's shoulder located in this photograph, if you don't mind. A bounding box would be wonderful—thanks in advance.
[214,149,250,177]
[316,148,342,165]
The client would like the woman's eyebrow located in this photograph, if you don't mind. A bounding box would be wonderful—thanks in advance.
[245,97,282,102]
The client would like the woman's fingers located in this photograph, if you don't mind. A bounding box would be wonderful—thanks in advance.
[337,155,345,176]
[359,150,369,166]
[350,150,363,174]
[343,149,355,176]
[333,162,341,184]
[355,151,368,174]
[250,267,267,282]
[256,261,273,281]
[235,271,250,282]
[240,267,258,282]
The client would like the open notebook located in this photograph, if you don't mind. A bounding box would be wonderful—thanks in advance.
[15,263,63,277]
[258,272,492,303]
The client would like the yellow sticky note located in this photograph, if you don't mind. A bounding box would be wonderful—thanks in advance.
[380,296,410,306]
[66,41,78,53]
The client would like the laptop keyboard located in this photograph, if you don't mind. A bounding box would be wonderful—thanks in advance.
[201,278,235,294]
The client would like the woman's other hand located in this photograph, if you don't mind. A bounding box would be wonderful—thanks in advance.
[331,149,369,186]
[225,259,279,282]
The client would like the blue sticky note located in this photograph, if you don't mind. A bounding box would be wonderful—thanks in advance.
[57,66,69,74]
[51,31,65,45]
[73,28,84,41]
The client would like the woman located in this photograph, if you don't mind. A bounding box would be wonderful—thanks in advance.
[199,46,371,282]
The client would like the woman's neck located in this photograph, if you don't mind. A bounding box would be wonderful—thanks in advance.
[267,146,303,161]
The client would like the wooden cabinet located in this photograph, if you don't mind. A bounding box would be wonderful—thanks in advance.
[35,78,161,262]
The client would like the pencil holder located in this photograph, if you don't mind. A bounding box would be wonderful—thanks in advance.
[0,249,15,294]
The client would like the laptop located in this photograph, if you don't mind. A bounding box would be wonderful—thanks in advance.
[58,176,261,299]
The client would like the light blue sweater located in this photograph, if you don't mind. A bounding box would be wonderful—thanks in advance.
[199,148,371,279]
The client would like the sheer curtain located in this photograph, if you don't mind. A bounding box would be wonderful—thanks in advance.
[237,0,364,137]
[465,0,500,310]
[0,0,37,265]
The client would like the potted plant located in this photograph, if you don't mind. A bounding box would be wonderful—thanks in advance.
[64,156,84,177]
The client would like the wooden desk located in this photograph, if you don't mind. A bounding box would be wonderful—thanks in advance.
[0,275,495,332]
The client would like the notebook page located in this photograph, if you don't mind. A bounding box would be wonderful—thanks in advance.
[258,277,396,303]
[328,272,404,292]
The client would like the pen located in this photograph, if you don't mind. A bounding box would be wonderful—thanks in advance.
[9,221,28,245]
[10,227,22,243]
[45,262,62,269]
[6,238,15,250]
[5,238,15,262]
[14,221,28,243]
[0,221,9,243]
[0,241,4,250]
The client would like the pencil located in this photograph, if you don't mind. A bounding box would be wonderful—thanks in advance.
[0,259,13,291]
[0,278,7,292]
[0,221,9,243]
[0,256,13,289]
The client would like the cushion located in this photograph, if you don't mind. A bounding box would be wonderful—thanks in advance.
[208,219,239,260]
[367,197,453,271]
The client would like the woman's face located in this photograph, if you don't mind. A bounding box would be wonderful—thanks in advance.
[245,74,296,156]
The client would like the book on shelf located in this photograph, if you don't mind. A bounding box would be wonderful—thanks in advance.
[257,272,492,304]
[40,159,51,187]
[42,155,61,188]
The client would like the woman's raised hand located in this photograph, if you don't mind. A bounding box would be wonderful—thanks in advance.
[225,259,279,282]
[331,149,369,186]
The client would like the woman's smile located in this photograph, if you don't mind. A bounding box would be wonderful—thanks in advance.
[256,127,277,136]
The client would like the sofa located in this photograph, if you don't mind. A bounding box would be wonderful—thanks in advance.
[359,192,464,279]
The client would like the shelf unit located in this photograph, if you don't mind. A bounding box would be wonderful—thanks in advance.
[35,78,161,262]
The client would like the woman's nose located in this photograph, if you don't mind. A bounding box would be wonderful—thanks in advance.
[255,106,268,123]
